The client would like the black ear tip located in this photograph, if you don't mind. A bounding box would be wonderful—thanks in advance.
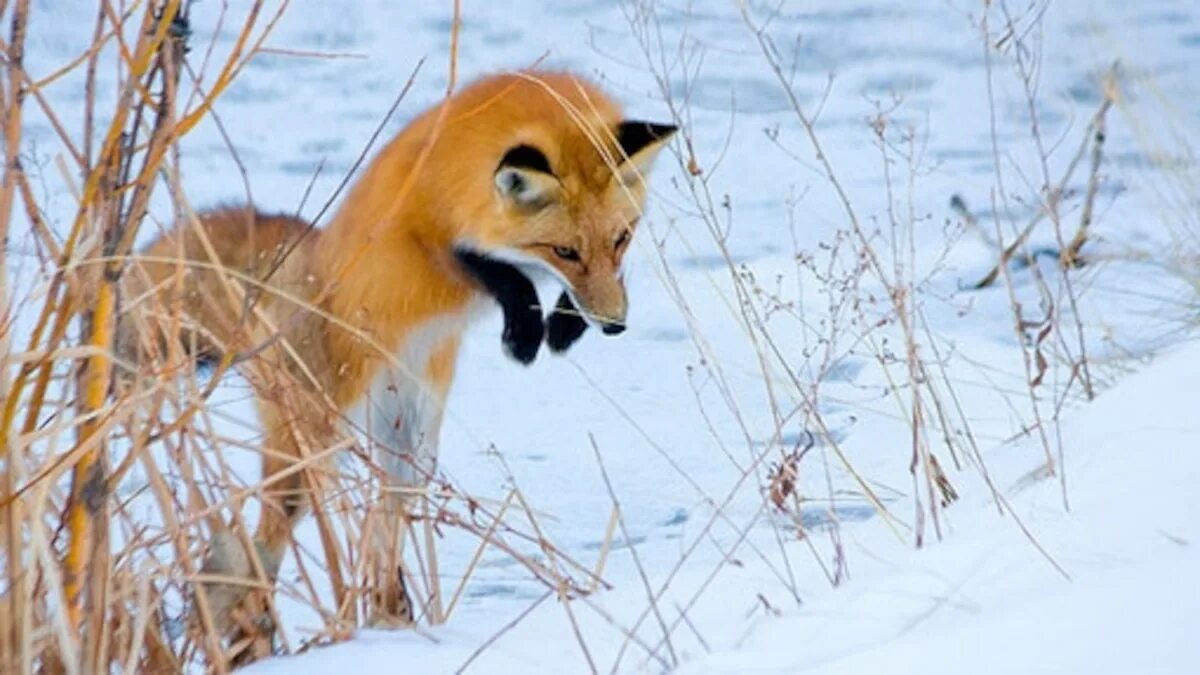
[650,122,678,138]
[628,121,678,138]
[498,144,554,175]
[616,120,678,158]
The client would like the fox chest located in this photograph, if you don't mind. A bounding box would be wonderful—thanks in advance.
[346,309,475,486]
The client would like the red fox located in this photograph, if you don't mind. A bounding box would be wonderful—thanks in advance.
[118,70,675,628]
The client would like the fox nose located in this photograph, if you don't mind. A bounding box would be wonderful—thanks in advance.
[601,321,626,336]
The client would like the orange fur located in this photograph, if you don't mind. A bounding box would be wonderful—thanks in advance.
[118,69,675,625]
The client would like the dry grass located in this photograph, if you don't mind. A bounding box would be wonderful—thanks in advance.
[600,0,1119,625]
[0,2,605,672]
[0,0,1146,673]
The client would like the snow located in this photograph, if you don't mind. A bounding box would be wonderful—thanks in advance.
[241,337,1200,674]
[681,339,1200,675]
[11,0,1200,673]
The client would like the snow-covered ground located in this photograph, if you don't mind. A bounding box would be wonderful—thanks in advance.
[252,339,1200,674]
[13,0,1200,673]
[683,339,1200,675]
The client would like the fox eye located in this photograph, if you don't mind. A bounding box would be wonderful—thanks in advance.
[614,230,630,250]
[553,246,581,262]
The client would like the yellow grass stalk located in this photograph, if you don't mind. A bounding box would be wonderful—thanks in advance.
[1,2,33,673]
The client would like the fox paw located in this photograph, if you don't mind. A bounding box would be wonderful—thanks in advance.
[367,566,415,629]
[194,530,281,623]
[546,291,588,353]
[502,308,544,365]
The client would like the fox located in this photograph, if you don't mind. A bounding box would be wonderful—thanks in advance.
[117,70,676,630]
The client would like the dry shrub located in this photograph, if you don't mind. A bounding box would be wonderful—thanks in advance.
[0,1,1148,673]
[0,2,600,672]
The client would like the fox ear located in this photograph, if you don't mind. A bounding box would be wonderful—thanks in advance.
[495,144,558,208]
[615,121,677,185]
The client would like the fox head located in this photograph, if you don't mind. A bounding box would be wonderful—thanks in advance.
[446,71,676,337]
[487,120,675,334]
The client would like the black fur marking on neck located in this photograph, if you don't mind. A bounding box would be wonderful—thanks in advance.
[454,248,544,365]
[546,291,588,353]
[498,144,554,176]
[615,121,678,160]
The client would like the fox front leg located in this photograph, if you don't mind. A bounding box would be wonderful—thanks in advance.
[546,291,588,353]
[497,282,544,365]
[454,249,545,364]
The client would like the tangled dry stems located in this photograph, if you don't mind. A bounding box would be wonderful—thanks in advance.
[0,1,1148,672]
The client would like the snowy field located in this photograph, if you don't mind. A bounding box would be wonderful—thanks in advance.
[12,0,1200,672]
